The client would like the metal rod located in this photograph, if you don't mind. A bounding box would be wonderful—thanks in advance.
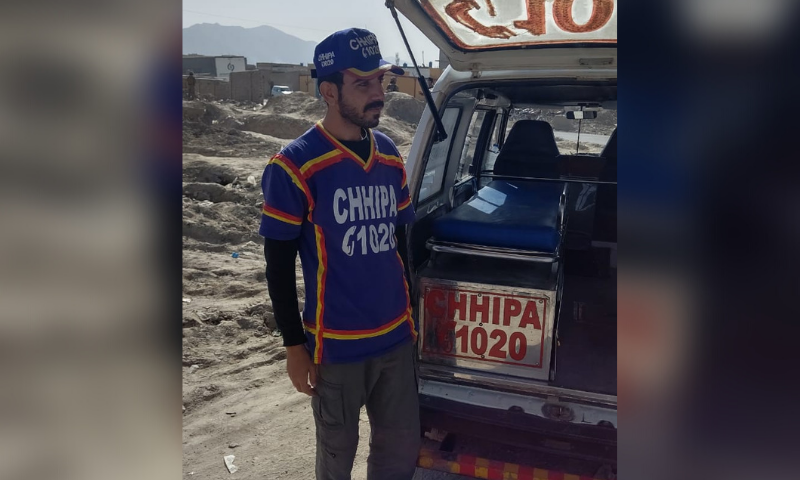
[385,0,448,142]
[427,240,558,263]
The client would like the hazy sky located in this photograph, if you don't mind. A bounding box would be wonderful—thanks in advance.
[183,0,441,67]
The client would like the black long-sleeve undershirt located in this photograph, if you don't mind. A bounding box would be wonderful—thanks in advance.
[263,238,305,346]
[264,226,412,347]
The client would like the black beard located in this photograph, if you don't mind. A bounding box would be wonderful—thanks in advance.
[338,95,382,129]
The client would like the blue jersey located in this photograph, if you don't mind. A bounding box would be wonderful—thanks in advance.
[259,122,417,364]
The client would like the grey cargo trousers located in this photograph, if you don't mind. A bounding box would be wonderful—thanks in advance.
[312,340,421,480]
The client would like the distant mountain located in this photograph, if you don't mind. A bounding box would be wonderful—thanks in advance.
[183,23,317,65]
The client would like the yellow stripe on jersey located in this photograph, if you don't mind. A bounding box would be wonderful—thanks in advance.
[304,313,409,340]
[270,156,306,195]
[300,149,343,175]
[313,225,328,364]
[261,204,302,226]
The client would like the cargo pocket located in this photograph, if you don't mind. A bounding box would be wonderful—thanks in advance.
[311,379,345,430]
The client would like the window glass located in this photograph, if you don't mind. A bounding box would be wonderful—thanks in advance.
[418,107,460,202]
[455,110,488,183]
[482,113,504,173]
[502,107,617,156]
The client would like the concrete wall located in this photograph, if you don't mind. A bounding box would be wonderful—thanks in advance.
[257,63,311,96]
[212,79,231,100]
[183,76,231,100]
[298,75,315,95]
[230,70,267,102]
[266,72,301,93]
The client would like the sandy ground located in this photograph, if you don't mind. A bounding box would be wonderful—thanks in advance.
[182,93,610,479]
[182,317,472,479]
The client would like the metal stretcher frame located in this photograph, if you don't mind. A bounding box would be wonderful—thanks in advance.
[426,239,559,263]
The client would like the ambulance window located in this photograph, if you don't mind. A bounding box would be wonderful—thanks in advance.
[478,113,505,188]
[456,110,488,183]
[419,107,460,203]
[483,114,504,169]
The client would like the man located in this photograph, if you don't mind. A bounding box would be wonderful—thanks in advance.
[386,76,399,92]
[259,28,420,480]
[186,71,196,100]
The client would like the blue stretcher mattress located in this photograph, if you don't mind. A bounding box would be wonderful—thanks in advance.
[432,180,563,253]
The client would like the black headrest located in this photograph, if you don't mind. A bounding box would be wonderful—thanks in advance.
[601,129,617,162]
[494,120,560,178]
[499,120,560,160]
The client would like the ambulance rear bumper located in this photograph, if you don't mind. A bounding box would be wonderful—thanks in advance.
[418,376,617,464]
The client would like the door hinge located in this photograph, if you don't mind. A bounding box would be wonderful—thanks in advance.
[470,64,482,79]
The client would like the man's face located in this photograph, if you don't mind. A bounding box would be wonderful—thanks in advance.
[337,73,385,129]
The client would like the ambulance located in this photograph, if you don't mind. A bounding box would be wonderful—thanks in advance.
[388,0,617,469]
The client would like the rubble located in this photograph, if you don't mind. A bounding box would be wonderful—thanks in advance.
[383,92,425,125]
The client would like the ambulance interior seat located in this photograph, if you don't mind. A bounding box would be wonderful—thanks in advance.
[494,120,561,179]
[429,120,567,258]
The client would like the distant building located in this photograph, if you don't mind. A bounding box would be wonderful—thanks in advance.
[256,62,311,94]
[255,62,309,71]
[183,55,247,79]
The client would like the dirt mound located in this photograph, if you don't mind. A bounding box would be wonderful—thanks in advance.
[183,384,223,413]
[203,102,235,121]
[383,92,425,125]
[216,98,266,110]
[205,102,266,131]
[182,155,270,185]
[182,100,283,157]
[183,182,250,204]
[240,113,315,140]
[557,139,603,155]
[183,93,421,156]
[183,200,262,245]
[183,101,207,122]
[183,121,282,158]
[183,100,246,124]
[182,159,239,185]
[374,116,415,154]
[263,92,326,119]
[244,303,277,329]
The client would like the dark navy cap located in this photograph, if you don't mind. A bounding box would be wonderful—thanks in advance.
[313,28,404,79]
